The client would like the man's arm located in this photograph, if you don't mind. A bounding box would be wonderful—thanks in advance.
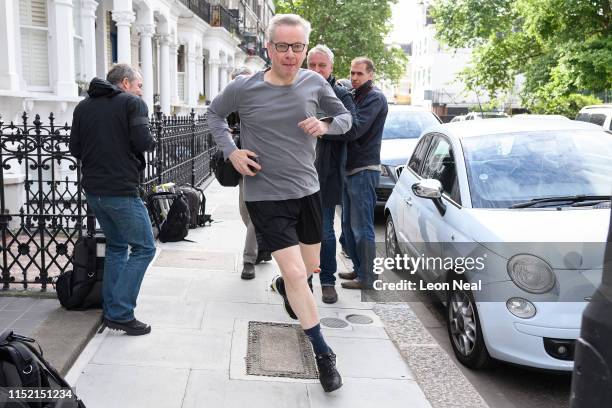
[318,82,352,135]
[127,97,155,152]
[322,93,385,142]
[319,88,359,142]
[207,80,240,159]
[69,105,82,159]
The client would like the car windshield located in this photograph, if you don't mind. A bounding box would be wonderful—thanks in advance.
[462,130,612,208]
[383,110,440,140]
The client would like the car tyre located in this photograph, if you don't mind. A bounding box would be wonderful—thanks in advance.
[385,214,400,262]
[446,276,492,369]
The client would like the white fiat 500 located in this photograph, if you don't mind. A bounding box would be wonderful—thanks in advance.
[384,118,612,371]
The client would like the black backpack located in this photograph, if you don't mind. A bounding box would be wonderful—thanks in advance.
[177,186,213,228]
[146,192,191,242]
[55,235,104,310]
[0,331,86,407]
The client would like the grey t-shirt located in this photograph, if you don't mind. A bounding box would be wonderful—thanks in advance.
[207,69,352,201]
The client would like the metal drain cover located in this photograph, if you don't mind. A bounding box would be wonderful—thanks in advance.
[246,321,318,379]
[346,314,374,325]
[320,317,349,329]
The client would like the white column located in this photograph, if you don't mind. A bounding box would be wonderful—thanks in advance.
[196,52,204,102]
[112,10,135,64]
[138,24,155,111]
[169,41,179,105]
[0,0,19,90]
[219,63,228,91]
[207,59,220,100]
[52,0,77,97]
[159,34,171,114]
[186,46,197,106]
[81,0,99,81]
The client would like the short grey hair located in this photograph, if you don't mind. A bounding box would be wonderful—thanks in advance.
[231,66,253,79]
[266,14,311,43]
[307,44,334,65]
[106,64,141,85]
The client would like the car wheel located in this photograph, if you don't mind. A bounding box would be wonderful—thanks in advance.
[446,280,491,369]
[385,215,400,261]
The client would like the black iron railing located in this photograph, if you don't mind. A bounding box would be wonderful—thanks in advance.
[0,109,216,291]
[179,0,212,23]
[212,4,239,36]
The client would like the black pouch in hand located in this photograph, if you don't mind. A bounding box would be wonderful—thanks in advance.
[212,149,241,187]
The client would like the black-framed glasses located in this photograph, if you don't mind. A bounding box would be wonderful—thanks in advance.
[270,42,307,53]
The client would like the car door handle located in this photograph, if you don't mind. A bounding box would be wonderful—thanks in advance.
[404,197,412,206]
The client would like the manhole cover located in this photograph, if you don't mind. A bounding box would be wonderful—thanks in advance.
[320,317,349,329]
[346,314,374,325]
[246,321,318,379]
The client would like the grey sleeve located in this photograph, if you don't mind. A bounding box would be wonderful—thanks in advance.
[318,83,352,135]
[207,79,240,159]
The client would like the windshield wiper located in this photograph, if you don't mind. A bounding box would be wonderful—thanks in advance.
[510,195,611,209]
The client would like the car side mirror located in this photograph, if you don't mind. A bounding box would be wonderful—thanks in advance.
[412,179,446,216]
[412,179,443,199]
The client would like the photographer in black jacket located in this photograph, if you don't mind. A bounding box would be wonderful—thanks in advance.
[70,64,155,336]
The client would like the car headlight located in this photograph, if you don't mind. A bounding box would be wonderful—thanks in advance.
[506,297,537,318]
[507,254,555,294]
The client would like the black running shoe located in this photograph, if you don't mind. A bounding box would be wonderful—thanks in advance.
[103,318,151,336]
[316,351,343,392]
[270,275,313,320]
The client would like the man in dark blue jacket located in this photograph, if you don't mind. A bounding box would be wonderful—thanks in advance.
[307,45,357,303]
[338,57,388,289]
[70,64,156,336]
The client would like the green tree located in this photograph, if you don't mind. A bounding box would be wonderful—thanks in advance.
[430,0,611,115]
[274,0,408,83]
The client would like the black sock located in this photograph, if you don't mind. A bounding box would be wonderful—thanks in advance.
[304,323,331,356]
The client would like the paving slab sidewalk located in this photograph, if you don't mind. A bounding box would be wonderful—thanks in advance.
[64,181,471,408]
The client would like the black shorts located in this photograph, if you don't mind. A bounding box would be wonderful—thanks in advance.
[245,192,322,253]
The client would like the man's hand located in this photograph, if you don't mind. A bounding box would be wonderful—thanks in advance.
[228,149,261,176]
[298,117,330,138]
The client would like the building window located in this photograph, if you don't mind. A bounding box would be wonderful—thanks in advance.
[106,12,117,70]
[73,0,84,81]
[20,0,50,88]
[177,44,186,102]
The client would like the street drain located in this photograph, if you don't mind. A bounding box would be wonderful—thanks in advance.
[320,317,349,329]
[246,321,318,379]
[346,314,374,325]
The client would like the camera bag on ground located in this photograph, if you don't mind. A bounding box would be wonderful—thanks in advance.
[212,149,240,187]
[177,186,212,228]
[55,235,104,310]
[146,192,191,242]
[0,330,86,407]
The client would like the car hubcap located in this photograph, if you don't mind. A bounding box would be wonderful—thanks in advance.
[449,291,477,356]
[385,219,398,258]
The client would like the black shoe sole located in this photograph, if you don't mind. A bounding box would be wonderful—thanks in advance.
[322,379,343,393]
[322,296,338,304]
[104,319,152,336]
[271,277,298,320]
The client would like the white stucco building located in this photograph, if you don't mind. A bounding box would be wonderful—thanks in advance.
[409,0,521,117]
[0,0,273,124]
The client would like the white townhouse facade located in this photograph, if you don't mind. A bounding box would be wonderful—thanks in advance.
[0,0,273,124]
[409,0,521,117]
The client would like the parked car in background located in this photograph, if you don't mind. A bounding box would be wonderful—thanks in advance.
[464,111,509,120]
[575,104,612,130]
[513,114,570,121]
[450,115,466,122]
[385,118,612,371]
[376,105,441,205]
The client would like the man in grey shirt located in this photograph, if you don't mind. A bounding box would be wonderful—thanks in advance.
[207,14,351,393]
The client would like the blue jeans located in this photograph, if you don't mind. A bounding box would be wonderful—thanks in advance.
[342,170,379,288]
[319,206,337,286]
[85,194,156,322]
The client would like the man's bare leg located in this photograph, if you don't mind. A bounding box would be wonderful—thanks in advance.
[272,244,319,328]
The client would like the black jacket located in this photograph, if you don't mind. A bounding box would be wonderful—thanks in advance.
[69,78,155,196]
[344,80,388,172]
[315,76,358,207]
